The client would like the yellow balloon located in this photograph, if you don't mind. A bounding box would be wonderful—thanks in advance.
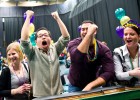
[51,40,54,44]
[29,23,35,36]
[120,16,130,26]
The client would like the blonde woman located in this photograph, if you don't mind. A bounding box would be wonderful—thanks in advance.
[0,42,32,100]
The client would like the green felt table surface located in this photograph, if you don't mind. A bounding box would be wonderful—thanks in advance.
[33,85,140,100]
[81,89,140,100]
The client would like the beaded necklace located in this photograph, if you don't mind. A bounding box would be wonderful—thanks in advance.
[13,64,26,86]
[87,38,98,62]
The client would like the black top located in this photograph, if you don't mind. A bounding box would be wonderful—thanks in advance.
[0,63,30,99]
[0,66,11,97]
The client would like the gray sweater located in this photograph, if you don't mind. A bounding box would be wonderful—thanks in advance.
[20,36,70,97]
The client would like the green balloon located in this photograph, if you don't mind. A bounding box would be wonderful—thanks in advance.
[115,8,125,20]
[30,33,36,46]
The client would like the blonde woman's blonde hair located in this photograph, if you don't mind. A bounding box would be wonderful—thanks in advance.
[6,41,23,64]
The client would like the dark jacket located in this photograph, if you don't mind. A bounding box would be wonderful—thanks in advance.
[0,63,30,99]
[0,66,11,97]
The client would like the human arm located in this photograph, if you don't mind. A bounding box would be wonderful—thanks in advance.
[83,45,114,91]
[0,67,32,96]
[113,48,132,80]
[51,11,69,38]
[67,39,87,63]
[11,84,32,95]
[21,10,34,41]
[129,68,140,79]
[82,77,105,91]
[77,24,98,53]
[20,10,35,60]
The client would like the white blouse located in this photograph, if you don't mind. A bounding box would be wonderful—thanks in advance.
[113,44,140,80]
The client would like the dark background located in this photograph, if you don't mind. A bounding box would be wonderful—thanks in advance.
[0,0,140,57]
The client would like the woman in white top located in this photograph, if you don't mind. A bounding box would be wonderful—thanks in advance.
[113,24,140,86]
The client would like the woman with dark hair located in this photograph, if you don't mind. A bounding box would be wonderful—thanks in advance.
[113,24,140,86]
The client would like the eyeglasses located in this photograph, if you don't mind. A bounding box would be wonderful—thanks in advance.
[37,34,49,38]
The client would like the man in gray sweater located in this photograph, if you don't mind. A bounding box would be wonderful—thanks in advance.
[20,10,70,98]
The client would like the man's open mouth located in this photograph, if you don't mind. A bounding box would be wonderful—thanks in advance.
[42,41,47,45]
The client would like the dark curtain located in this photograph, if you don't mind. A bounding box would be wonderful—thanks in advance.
[0,0,140,56]
[4,17,23,45]
[0,7,29,17]
[0,18,3,47]
[0,2,72,57]
[32,3,72,41]
[0,17,4,56]
[0,7,29,56]
[69,0,140,51]
[33,12,70,42]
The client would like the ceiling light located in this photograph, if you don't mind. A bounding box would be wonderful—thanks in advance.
[1,0,9,1]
